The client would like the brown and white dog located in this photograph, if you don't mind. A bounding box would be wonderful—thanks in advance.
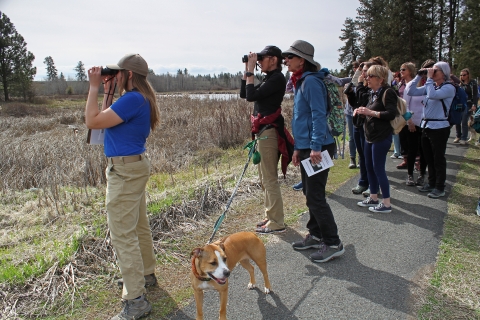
[468,115,477,142]
[190,231,271,320]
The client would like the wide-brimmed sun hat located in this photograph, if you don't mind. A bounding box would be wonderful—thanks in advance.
[282,40,321,70]
[106,53,149,77]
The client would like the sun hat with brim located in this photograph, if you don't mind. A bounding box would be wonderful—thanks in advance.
[256,45,283,59]
[106,53,149,77]
[282,40,321,71]
[421,59,435,69]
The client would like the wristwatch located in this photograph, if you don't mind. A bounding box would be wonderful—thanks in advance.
[245,72,254,77]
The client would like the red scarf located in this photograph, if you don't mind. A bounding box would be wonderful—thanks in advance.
[290,70,304,89]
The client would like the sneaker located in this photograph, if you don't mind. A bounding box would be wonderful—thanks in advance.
[476,199,480,216]
[292,234,323,250]
[352,184,368,194]
[415,175,425,186]
[406,175,415,186]
[309,242,345,263]
[459,140,467,145]
[368,203,392,213]
[117,273,157,289]
[390,154,403,159]
[357,197,379,207]
[255,226,286,234]
[111,294,152,320]
[418,183,434,192]
[476,142,480,146]
[256,219,269,227]
[362,188,381,197]
[292,181,303,191]
[414,161,420,172]
[427,189,445,198]
[453,137,460,143]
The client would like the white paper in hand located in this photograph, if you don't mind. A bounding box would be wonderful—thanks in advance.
[301,150,334,177]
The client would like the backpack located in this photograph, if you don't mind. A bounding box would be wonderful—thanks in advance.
[423,82,467,126]
[382,88,407,135]
[473,108,480,133]
[300,76,345,137]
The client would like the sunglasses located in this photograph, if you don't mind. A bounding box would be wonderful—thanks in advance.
[366,75,378,79]
[286,54,300,59]
[400,68,406,71]
[460,74,468,77]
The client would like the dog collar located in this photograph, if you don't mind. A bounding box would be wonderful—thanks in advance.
[191,255,211,282]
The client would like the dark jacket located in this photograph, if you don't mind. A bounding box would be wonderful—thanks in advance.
[240,69,286,117]
[364,86,397,143]
[350,82,372,127]
[461,80,478,107]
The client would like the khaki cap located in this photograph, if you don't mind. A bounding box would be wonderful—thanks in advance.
[107,53,149,77]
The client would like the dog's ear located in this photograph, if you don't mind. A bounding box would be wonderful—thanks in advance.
[190,248,203,258]
[217,242,225,252]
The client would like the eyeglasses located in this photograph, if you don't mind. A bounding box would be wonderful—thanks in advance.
[286,54,300,59]
[400,68,406,71]
[366,75,378,79]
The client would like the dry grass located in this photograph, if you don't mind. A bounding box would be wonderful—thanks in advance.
[0,94,302,319]
[410,142,480,319]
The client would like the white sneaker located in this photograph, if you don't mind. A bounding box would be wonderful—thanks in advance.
[453,137,460,143]
[459,140,467,145]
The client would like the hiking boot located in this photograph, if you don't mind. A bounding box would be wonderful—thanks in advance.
[415,175,425,186]
[292,234,323,250]
[292,181,303,191]
[396,159,407,169]
[357,197,379,207]
[348,157,357,169]
[362,188,381,197]
[453,137,460,143]
[309,242,345,263]
[427,189,445,198]
[368,203,392,213]
[418,183,434,193]
[406,175,415,186]
[352,184,368,194]
[111,294,152,320]
[117,274,157,289]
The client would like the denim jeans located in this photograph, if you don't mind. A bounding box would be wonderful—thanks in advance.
[299,143,341,246]
[353,125,368,187]
[392,134,402,156]
[455,106,471,141]
[364,134,392,199]
[422,127,450,191]
[346,114,356,159]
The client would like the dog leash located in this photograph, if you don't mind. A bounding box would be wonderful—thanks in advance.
[206,135,267,244]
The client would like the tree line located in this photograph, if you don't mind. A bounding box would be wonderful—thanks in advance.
[337,0,480,77]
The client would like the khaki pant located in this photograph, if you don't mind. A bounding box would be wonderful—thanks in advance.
[257,128,285,230]
[106,157,156,300]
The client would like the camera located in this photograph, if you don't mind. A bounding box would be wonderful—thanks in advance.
[101,67,119,76]
[241,54,264,63]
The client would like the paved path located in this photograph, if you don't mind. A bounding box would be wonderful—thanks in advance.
[168,135,466,320]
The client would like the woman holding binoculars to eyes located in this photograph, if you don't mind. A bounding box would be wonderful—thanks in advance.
[240,45,293,235]
[86,53,160,320]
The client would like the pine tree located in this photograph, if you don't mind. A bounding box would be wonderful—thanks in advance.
[74,61,87,81]
[44,56,58,81]
[454,0,480,77]
[338,17,362,75]
[0,12,37,101]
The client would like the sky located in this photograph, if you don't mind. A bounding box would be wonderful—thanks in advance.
[2,0,360,81]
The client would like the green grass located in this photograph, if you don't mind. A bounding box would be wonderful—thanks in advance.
[416,142,480,319]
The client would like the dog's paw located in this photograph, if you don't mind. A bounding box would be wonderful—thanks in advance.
[247,283,256,290]
[264,287,271,294]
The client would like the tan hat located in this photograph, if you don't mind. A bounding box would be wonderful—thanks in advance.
[107,53,149,77]
[282,40,321,71]
[421,59,435,69]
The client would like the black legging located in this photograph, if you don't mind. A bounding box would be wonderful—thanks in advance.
[406,126,427,175]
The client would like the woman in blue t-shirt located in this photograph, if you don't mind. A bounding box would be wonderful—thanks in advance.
[85,53,160,319]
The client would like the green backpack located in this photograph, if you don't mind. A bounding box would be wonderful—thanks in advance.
[323,78,345,137]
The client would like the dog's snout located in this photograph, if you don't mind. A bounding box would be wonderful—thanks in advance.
[223,269,231,278]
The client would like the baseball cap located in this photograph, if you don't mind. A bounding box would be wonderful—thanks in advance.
[106,53,149,77]
[257,46,283,59]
